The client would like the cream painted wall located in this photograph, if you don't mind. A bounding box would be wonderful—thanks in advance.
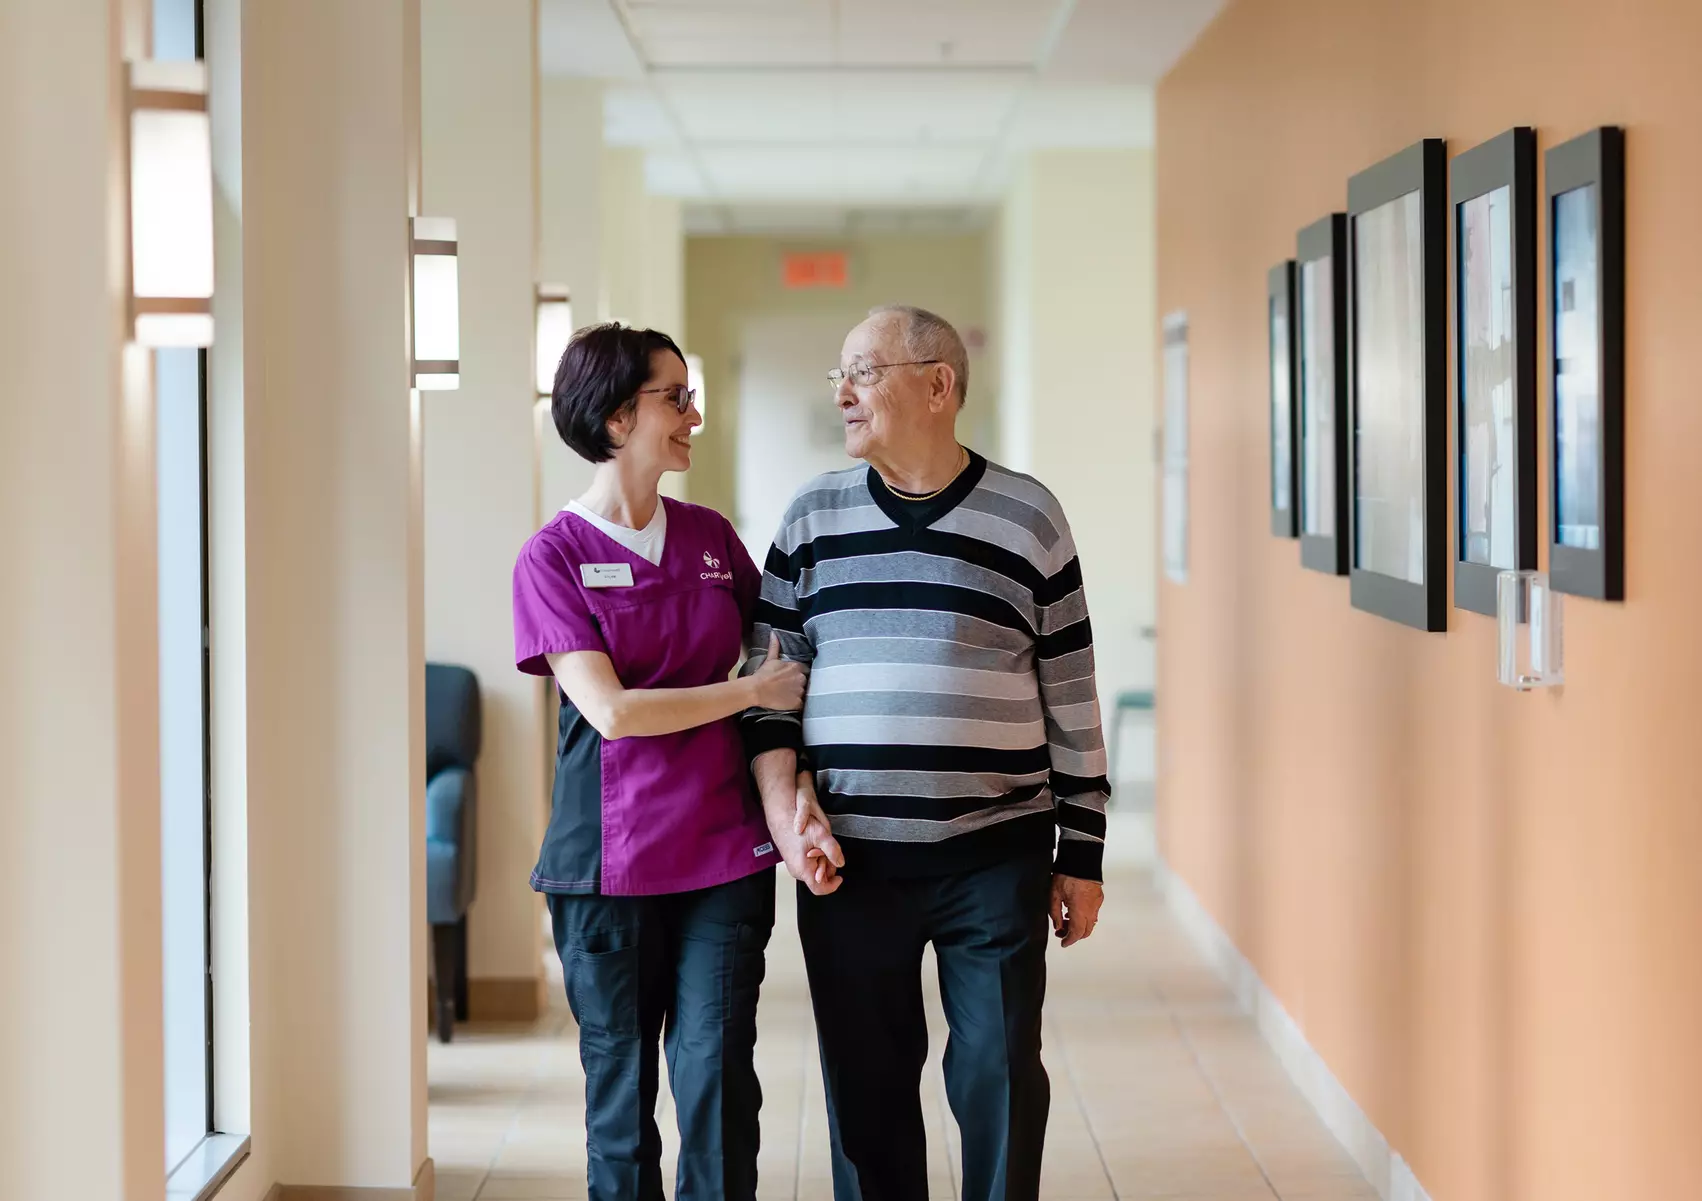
[0,3,167,1198]
[536,81,600,523]
[997,150,1159,781]
[421,0,546,1005]
[682,233,996,526]
[601,146,688,500]
[539,79,603,325]
[600,146,685,337]
[227,0,429,1191]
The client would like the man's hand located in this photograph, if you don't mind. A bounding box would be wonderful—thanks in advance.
[1050,875,1103,948]
[753,749,845,896]
[790,774,844,893]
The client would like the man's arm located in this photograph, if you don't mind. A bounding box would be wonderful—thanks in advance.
[739,519,843,893]
[753,749,843,894]
[1035,514,1111,946]
[738,540,814,761]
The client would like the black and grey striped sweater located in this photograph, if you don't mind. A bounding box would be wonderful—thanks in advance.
[739,451,1110,882]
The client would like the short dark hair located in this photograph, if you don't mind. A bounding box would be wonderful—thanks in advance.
[551,323,686,463]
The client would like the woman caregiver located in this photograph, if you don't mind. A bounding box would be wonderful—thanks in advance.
[512,322,835,1201]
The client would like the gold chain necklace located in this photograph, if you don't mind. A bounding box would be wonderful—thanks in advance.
[888,446,969,503]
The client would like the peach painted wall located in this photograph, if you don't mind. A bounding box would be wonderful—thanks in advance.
[1155,3,1702,1201]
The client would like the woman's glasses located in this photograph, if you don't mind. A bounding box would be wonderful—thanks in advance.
[637,385,698,414]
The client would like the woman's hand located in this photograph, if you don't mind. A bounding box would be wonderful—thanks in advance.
[749,632,808,711]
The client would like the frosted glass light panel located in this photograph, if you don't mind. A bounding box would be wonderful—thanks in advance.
[686,353,706,433]
[1346,138,1447,631]
[412,217,460,390]
[535,284,572,396]
[128,61,214,347]
[1497,570,1564,690]
[1553,186,1600,552]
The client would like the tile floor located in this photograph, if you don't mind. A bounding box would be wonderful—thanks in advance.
[429,858,1378,1201]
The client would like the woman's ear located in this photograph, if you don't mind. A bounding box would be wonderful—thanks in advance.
[606,407,633,451]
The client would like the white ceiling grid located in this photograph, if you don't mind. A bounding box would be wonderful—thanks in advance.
[541,0,1224,232]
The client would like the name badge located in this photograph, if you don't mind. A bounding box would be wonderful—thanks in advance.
[580,563,635,588]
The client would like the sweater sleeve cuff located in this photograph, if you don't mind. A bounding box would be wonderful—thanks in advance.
[1052,837,1104,883]
[741,713,804,766]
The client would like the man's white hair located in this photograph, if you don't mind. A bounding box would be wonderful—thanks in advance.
[867,304,969,408]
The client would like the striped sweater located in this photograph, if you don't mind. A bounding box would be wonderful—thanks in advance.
[739,451,1110,882]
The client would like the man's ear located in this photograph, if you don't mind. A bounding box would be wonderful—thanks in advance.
[927,364,958,414]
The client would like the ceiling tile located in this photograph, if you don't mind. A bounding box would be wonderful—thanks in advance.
[655,75,838,142]
[831,73,1020,143]
[643,36,837,68]
[835,0,1064,67]
[697,144,990,203]
[602,85,679,146]
[539,0,645,77]
[1043,0,1227,83]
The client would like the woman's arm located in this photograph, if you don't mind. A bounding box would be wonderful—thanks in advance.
[548,634,805,741]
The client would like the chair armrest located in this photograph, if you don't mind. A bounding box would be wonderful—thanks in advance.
[426,766,478,921]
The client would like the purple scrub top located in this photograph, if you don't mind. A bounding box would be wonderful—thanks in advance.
[513,498,782,896]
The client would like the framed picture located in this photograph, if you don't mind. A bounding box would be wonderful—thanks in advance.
[1452,128,1537,616]
[1297,215,1349,575]
[1162,311,1190,584]
[1269,262,1299,537]
[1546,126,1625,601]
[1347,138,1448,632]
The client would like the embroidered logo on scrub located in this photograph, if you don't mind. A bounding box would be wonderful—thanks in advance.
[754,842,775,857]
[701,550,732,582]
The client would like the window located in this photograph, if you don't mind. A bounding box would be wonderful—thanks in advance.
[154,0,214,1177]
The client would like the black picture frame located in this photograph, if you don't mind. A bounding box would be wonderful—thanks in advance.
[1546,126,1625,601]
[1297,215,1350,575]
[1451,127,1537,616]
[1346,138,1448,632]
[1269,260,1299,537]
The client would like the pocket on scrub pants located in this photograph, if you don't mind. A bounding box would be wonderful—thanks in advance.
[567,944,642,1036]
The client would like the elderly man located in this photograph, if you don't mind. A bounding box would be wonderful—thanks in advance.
[741,305,1110,1201]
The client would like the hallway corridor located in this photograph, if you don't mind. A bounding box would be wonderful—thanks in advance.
[429,861,1379,1201]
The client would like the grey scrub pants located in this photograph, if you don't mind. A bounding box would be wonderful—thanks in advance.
[547,868,776,1201]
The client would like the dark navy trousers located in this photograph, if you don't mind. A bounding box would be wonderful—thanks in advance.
[797,851,1053,1201]
[548,869,775,1201]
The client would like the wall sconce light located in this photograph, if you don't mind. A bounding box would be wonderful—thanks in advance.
[127,61,215,348]
[686,353,706,434]
[535,283,572,397]
[411,217,460,390]
[1497,570,1564,690]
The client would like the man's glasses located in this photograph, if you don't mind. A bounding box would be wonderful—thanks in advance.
[827,360,942,390]
[637,385,698,413]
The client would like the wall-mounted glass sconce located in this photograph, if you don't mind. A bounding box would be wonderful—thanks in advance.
[686,353,705,434]
[1497,569,1564,690]
[535,284,572,397]
[127,61,214,348]
[411,217,459,390]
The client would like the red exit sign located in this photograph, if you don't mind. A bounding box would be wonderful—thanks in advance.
[782,251,848,290]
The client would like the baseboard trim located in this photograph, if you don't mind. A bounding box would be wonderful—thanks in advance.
[468,976,544,1022]
[1155,859,1434,1201]
[264,1156,434,1201]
